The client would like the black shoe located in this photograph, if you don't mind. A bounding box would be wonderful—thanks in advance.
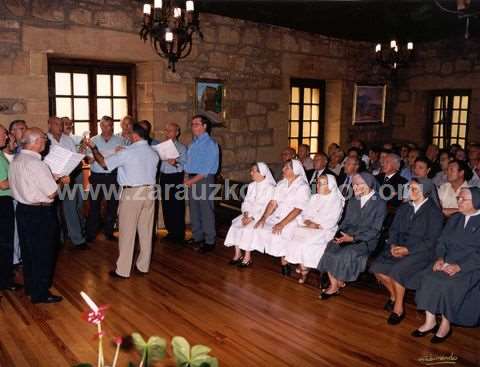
[431,329,452,344]
[74,243,89,250]
[384,299,395,312]
[228,257,243,265]
[185,238,200,245]
[387,312,405,325]
[134,267,149,276]
[319,290,340,300]
[187,239,204,249]
[281,264,291,276]
[320,272,330,290]
[31,293,63,304]
[1,282,24,292]
[199,244,215,254]
[411,324,439,337]
[108,270,129,279]
[238,260,253,268]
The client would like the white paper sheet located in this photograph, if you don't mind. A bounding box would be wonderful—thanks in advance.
[152,139,180,160]
[44,144,85,176]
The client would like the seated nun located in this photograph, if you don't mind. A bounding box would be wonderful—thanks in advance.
[224,162,276,267]
[317,172,387,299]
[369,178,443,325]
[285,174,345,284]
[253,159,311,275]
[412,187,480,344]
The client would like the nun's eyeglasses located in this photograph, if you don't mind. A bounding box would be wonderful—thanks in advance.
[456,196,472,203]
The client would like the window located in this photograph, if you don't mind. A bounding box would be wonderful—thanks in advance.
[431,91,470,149]
[289,79,325,156]
[48,59,135,136]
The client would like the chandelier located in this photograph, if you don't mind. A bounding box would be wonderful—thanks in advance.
[374,40,414,71]
[140,0,202,72]
[433,0,478,39]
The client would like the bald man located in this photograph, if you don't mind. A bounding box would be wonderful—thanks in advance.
[160,122,187,243]
[9,128,65,303]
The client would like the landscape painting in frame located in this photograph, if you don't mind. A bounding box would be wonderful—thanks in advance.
[195,79,225,124]
[352,84,386,124]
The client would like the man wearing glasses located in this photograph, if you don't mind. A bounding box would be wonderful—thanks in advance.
[184,115,219,253]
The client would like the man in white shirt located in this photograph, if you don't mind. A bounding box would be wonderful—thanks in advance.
[83,116,123,242]
[438,159,472,217]
[48,117,87,249]
[61,117,83,148]
[9,128,65,304]
[116,115,134,146]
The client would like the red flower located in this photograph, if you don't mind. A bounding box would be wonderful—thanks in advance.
[114,336,123,345]
[82,305,109,325]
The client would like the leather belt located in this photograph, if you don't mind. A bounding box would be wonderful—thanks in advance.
[25,202,53,207]
[122,185,153,189]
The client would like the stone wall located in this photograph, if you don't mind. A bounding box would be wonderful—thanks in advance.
[0,0,371,179]
[391,38,480,148]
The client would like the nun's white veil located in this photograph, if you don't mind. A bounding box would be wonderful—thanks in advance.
[291,159,308,184]
[256,162,276,186]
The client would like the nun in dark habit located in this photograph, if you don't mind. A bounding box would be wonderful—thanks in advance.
[412,186,480,343]
[369,178,444,325]
[317,172,387,299]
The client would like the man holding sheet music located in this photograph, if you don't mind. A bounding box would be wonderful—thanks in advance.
[9,128,67,304]
[47,117,87,249]
[83,116,123,243]
[158,122,187,244]
[86,123,159,278]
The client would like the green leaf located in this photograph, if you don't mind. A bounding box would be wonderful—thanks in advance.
[147,336,167,361]
[73,364,93,367]
[172,336,191,366]
[127,362,136,367]
[191,345,211,360]
[131,332,147,355]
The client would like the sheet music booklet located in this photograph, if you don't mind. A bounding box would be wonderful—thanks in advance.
[44,145,85,176]
[153,139,180,160]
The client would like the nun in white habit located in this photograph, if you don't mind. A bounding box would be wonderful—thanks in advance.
[253,159,311,275]
[224,162,276,267]
[285,174,345,283]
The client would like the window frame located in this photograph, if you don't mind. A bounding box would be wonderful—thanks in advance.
[289,78,326,156]
[48,57,136,136]
[429,89,470,149]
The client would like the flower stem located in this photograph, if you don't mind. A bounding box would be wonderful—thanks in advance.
[97,323,104,367]
[112,343,120,367]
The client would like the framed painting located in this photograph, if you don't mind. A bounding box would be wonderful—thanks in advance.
[195,79,225,126]
[352,84,386,124]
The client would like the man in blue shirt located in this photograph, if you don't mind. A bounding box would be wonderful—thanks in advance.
[88,123,159,278]
[184,115,219,252]
[159,123,187,244]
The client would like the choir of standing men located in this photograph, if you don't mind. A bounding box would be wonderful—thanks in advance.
[0,114,219,303]
[1,117,479,345]
[224,140,480,344]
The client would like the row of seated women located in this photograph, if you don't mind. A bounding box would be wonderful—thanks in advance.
[224,159,480,344]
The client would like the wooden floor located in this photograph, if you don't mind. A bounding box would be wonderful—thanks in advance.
[0,231,479,367]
